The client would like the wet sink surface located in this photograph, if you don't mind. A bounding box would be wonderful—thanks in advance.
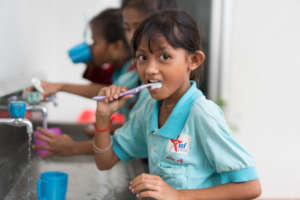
[4,123,146,200]
[5,156,144,200]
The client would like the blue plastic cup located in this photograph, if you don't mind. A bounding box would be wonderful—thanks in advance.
[8,101,26,118]
[68,42,92,63]
[37,171,68,200]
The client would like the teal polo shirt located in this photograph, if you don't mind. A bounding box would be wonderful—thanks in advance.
[111,60,140,119]
[111,60,139,90]
[112,81,258,189]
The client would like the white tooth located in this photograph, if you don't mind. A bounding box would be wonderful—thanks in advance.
[150,80,159,83]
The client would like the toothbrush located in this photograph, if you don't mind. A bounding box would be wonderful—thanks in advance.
[31,77,45,93]
[92,82,162,101]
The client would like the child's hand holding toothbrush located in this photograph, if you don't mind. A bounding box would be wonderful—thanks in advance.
[95,85,134,129]
[94,82,161,129]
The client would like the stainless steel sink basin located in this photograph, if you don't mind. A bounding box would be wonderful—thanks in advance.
[3,123,146,200]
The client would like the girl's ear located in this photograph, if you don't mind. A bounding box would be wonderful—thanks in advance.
[188,50,206,71]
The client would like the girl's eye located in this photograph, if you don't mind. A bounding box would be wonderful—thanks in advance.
[160,54,170,60]
[136,55,147,61]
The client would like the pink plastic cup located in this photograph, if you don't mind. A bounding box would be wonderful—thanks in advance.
[34,128,62,158]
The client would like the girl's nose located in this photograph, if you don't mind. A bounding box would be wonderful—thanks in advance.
[128,31,135,44]
[145,60,159,75]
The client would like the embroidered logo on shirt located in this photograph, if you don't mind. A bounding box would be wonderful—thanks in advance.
[167,133,191,154]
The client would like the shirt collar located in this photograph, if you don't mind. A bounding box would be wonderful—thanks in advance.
[111,60,131,83]
[150,81,203,139]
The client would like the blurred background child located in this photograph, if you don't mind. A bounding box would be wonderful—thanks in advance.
[38,8,131,100]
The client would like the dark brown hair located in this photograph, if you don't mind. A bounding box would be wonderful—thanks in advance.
[90,8,129,49]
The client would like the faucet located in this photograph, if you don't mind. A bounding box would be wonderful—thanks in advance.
[46,95,58,107]
[0,100,48,129]
[0,101,33,136]
[27,105,48,129]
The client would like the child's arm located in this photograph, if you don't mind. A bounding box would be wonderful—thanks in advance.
[94,85,134,170]
[40,81,106,99]
[130,173,261,200]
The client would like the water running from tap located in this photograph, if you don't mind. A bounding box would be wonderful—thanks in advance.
[26,130,32,200]
[42,117,48,129]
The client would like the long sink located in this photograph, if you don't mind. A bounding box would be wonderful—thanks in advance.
[3,123,146,200]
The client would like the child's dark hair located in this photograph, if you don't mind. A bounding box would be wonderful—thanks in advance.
[90,8,129,49]
[121,0,178,14]
[132,10,205,87]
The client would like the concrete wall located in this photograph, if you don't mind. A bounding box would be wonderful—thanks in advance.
[223,0,300,198]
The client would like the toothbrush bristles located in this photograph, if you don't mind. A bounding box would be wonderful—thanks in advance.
[150,82,162,89]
